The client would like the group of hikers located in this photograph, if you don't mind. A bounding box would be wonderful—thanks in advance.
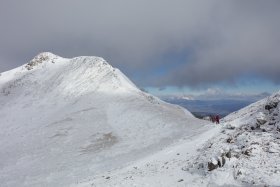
[210,115,220,124]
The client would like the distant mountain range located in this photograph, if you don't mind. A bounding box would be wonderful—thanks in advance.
[162,93,271,117]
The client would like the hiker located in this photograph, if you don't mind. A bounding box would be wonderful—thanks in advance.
[215,115,220,124]
[211,115,215,123]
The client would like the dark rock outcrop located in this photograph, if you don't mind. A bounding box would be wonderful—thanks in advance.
[208,161,218,171]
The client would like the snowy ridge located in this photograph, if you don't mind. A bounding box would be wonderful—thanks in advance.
[76,91,280,187]
[0,52,138,100]
[0,53,209,187]
[223,91,279,126]
[187,91,280,186]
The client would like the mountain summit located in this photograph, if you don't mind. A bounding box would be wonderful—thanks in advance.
[0,52,141,102]
[0,53,211,187]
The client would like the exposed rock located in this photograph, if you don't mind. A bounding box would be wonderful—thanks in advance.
[217,156,226,167]
[265,102,278,111]
[25,52,57,70]
[208,158,218,171]
[225,151,232,159]
[257,118,267,125]
[237,170,242,176]
[226,137,234,143]
[243,149,251,156]
[208,162,218,171]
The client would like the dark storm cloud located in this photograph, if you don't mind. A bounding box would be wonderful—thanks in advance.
[0,0,280,87]
[160,1,280,87]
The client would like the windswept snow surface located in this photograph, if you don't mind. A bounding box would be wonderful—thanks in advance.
[76,91,280,187]
[74,126,221,187]
[0,53,212,187]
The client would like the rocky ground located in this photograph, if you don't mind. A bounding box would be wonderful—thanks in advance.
[188,92,280,186]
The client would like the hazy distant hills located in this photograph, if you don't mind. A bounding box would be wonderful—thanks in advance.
[163,98,252,117]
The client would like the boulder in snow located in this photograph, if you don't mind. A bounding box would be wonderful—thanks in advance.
[225,150,232,159]
[208,158,218,171]
[217,156,226,167]
[265,101,278,111]
[256,118,267,125]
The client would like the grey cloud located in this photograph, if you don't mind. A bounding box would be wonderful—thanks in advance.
[0,0,280,87]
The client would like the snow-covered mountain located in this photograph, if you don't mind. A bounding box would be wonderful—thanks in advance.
[76,91,280,187]
[0,53,211,187]
[184,91,280,186]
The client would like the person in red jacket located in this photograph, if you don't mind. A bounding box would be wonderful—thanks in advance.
[215,115,220,124]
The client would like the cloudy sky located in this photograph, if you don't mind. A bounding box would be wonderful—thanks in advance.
[0,0,280,97]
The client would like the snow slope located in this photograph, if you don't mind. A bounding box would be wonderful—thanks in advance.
[0,53,212,187]
[76,91,280,187]
[187,91,280,186]
[74,126,221,187]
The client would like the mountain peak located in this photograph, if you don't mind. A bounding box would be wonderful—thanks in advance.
[0,53,138,96]
[25,52,61,70]
[0,53,203,187]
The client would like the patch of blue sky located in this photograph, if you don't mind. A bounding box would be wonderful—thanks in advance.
[149,48,194,77]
